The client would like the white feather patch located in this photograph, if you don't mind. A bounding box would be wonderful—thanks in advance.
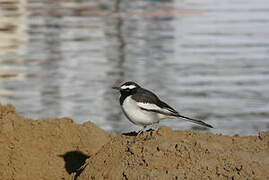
[137,102,162,111]
[121,85,136,90]
[137,102,175,114]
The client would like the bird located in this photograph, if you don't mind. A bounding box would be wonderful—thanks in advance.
[113,81,213,134]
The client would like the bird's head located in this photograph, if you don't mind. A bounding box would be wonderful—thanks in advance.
[112,81,140,95]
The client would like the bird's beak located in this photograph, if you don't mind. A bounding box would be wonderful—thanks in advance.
[112,86,120,90]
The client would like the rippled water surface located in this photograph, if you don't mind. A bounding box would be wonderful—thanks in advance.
[0,0,269,135]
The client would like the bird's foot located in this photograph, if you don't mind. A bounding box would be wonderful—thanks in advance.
[137,127,146,135]
[152,123,159,131]
[137,130,143,135]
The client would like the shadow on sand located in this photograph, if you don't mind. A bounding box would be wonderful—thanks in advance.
[121,128,156,136]
[58,150,90,180]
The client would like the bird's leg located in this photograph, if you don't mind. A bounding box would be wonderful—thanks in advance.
[153,123,159,131]
[138,125,147,135]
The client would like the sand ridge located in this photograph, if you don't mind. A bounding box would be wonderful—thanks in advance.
[79,127,269,180]
[0,104,268,180]
[0,104,112,180]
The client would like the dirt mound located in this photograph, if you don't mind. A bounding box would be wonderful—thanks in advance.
[0,104,111,180]
[79,127,269,180]
[0,104,268,180]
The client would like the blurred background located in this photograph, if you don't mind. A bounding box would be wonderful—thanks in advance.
[0,0,269,135]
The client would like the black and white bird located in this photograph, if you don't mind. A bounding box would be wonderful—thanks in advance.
[113,81,213,134]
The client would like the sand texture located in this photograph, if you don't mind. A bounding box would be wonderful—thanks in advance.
[0,104,268,180]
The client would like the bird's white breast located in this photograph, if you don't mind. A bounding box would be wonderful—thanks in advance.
[122,96,160,126]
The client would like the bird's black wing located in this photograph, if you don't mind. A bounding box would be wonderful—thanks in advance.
[132,88,179,116]
[133,88,213,128]
[157,100,179,115]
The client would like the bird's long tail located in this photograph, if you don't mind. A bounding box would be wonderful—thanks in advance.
[176,114,213,128]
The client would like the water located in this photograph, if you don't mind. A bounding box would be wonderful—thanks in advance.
[0,0,269,135]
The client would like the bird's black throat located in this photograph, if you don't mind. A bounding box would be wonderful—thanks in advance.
[119,88,138,105]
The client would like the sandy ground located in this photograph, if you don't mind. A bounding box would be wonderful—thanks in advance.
[0,104,268,180]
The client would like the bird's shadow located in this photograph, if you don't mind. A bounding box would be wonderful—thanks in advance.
[58,150,90,180]
[121,128,155,136]
[122,131,138,136]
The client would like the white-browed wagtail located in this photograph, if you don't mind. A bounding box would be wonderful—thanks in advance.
[113,81,213,134]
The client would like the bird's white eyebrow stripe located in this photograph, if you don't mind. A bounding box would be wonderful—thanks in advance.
[121,85,136,89]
